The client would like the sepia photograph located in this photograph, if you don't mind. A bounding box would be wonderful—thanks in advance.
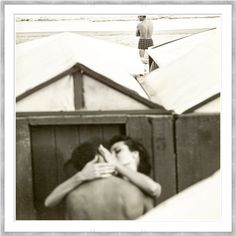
[2,2,233,234]
[15,13,221,220]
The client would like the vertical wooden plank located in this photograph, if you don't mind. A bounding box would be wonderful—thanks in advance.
[79,125,103,146]
[16,119,36,220]
[55,125,79,182]
[126,116,153,176]
[151,116,176,204]
[176,114,220,192]
[53,125,80,219]
[73,70,84,110]
[31,126,60,219]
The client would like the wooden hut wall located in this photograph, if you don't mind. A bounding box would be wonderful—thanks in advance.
[175,113,220,192]
[16,112,220,220]
[16,119,37,220]
[126,115,177,205]
[16,113,176,220]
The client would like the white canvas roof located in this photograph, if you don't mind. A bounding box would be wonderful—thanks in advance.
[142,28,220,114]
[16,32,150,111]
[139,170,220,220]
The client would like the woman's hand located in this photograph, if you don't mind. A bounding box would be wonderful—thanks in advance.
[44,154,114,208]
[98,145,119,166]
[80,154,115,181]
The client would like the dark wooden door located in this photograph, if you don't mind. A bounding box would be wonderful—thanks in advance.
[30,124,125,220]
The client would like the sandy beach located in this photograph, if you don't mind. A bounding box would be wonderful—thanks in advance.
[15,16,220,47]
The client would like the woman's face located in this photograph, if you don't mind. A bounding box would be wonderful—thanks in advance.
[110,141,139,171]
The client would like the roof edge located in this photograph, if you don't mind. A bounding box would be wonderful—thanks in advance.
[16,65,78,102]
[182,93,220,114]
[16,62,170,113]
[76,63,168,112]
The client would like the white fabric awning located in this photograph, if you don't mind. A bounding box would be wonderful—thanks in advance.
[143,29,221,114]
[139,170,221,220]
[16,32,147,105]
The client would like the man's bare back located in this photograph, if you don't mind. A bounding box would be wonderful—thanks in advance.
[137,20,153,39]
[65,176,154,220]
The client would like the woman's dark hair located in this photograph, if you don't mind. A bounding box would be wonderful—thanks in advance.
[109,135,151,175]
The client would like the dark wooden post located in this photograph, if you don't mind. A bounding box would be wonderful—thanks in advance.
[150,115,177,204]
[16,119,36,219]
[73,69,84,110]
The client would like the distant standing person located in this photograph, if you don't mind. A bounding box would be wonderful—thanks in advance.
[136,15,154,62]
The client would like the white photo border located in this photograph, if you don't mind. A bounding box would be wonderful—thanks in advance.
[1,1,235,234]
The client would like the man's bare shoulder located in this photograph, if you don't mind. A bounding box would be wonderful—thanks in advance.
[68,175,144,197]
[137,22,143,28]
[65,176,154,220]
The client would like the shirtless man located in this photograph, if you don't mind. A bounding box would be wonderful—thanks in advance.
[136,16,154,61]
[45,137,161,220]
[66,175,154,220]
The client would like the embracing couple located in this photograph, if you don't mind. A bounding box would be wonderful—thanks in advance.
[45,135,161,220]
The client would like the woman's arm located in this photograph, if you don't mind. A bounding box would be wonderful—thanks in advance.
[44,172,85,208]
[114,162,161,199]
[44,155,115,208]
[98,145,161,200]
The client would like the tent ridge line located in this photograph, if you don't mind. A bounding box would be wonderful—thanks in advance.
[151,27,216,49]
[16,60,168,113]
[75,63,168,112]
[182,92,220,114]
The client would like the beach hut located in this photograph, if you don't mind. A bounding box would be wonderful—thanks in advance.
[146,28,220,114]
[16,33,174,220]
[141,27,220,191]
[16,31,220,220]
[16,32,160,112]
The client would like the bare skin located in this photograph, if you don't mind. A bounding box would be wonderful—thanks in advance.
[98,144,161,199]
[44,141,161,220]
[44,155,114,208]
[66,176,154,220]
[136,16,154,58]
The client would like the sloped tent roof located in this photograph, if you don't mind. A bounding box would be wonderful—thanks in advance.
[139,170,220,220]
[142,28,220,114]
[16,32,165,112]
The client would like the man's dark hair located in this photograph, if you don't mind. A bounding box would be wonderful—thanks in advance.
[71,142,98,171]
[64,142,98,178]
[109,135,151,175]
